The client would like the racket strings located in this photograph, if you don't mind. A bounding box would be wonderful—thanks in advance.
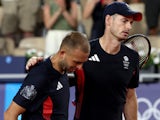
[124,36,150,68]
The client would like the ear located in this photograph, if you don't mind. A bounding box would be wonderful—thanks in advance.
[105,15,112,26]
[58,50,66,60]
[59,49,66,59]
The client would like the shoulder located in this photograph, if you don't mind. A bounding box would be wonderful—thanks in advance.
[121,44,139,57]
[21,59,52,93]
[121,44,139,67]
[27,58,52,80]
[29,61,47,74]
[89,38,99,47]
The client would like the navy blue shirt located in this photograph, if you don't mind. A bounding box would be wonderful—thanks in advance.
[13,57,70,120]
[77,39,139,120]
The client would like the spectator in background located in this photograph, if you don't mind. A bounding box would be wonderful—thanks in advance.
[144,0,160,35]
[43,0,78,57]
[43,0,77,30]
[82,0,124,40]
[1,0,41,46]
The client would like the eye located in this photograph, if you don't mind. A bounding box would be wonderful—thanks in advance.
[130,21,134,25]
[74,61,83,65]
[122,19,128,23]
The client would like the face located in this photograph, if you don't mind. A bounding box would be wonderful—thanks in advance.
[109,14,134,41]
[59,48,89,72]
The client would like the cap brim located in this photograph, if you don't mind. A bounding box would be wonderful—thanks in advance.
[132,12,142,21]
[123,11,142,21]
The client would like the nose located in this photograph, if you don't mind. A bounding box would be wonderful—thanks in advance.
[127,22,132,30]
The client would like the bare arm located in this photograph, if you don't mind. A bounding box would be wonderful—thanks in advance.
[123,88,138,120]
[43,4,62,29]
[43,1,77,30]
[62,1,78,28]
[83,0,115,19]
[4,101,26,120]
[83,0,99,19]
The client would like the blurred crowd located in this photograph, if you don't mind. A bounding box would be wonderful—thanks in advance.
[0,0,159,56]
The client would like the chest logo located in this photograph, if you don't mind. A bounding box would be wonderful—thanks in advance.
[56,81,63,90]
[88,54,100,62]
[123,56,130,69]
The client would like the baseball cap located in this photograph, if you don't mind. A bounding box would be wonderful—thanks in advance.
[103,2,142,21]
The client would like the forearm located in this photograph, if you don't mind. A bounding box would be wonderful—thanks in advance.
[123,88,138,120]
[62,2,77,28]
[83,0,99,19]
[4,101,26,120]
[44,9,62,29]
[4,112,18,120]
[62,10,77,28]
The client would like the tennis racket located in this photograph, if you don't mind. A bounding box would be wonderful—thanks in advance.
[123,34,151,69]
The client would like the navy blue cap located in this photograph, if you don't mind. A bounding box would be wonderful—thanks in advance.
[103,2,142,21]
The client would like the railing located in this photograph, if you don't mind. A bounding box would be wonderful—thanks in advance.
[139,73,160,82]
[0,73,75,83]
[0,73,160,83]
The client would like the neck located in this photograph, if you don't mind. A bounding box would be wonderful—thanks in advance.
[50,55,64,74]
[99,36,121,55]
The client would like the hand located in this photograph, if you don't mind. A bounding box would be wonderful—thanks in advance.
[26,56,44,71]
[56,0,66,12]
[43,4,50,13]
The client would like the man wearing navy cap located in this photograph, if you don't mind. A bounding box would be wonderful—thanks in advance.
[73,2,142,120]
[25,1,143,120]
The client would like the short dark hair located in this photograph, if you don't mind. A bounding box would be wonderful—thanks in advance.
[60,31,90,53]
